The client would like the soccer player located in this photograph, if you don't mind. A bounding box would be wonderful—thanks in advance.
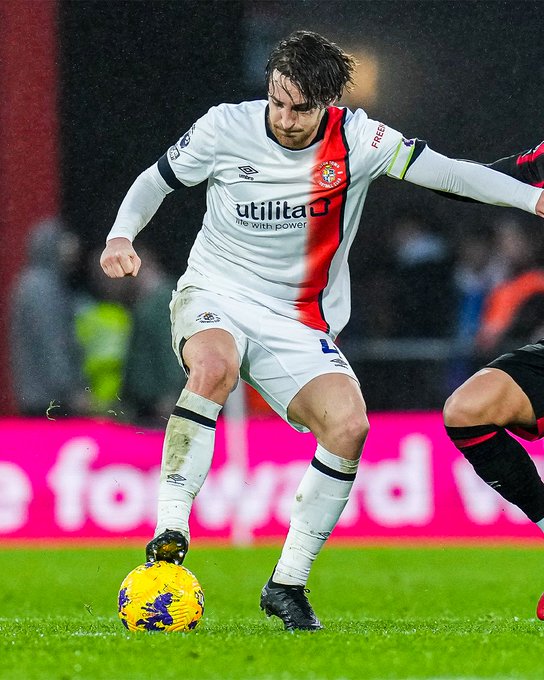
[101,31,544,631]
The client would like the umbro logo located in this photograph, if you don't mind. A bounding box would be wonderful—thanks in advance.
[166,474,186,486]
[238,165,259,181]
[330,357,348,369]
[196,311,221,324]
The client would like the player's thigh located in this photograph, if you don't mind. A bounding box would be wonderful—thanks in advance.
[444,367,535,427]
[241,311,361,432]
[287,372,369,445]
[170,287,247,397]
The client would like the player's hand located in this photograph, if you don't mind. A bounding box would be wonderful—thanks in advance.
[536,190,544,218]
[100,237,141,278]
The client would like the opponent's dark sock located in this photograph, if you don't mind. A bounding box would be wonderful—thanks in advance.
[446,424,544,522]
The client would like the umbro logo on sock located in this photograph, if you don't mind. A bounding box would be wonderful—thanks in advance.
[166,474,186,486]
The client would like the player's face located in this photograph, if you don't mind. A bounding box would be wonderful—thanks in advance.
[267,71,326,149]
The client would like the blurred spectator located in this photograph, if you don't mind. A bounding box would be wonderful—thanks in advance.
[390,212,453,337]
[448,226,503,388]
[122,248,185,427]
[476,219,544,358]
[452,230,497,344]
[10,217,89,417]
[75,249,133,416]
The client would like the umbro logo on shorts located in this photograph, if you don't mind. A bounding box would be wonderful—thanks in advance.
[196,311,221,323]
[330,357,348,369]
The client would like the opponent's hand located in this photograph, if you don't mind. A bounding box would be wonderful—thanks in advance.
[537,190,544,218]
[100,237,141,278]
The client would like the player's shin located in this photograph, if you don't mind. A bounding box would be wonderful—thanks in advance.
[155,388,222,540]
[273,444,359,586]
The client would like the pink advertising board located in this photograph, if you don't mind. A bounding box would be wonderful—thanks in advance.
[1,414,543,542]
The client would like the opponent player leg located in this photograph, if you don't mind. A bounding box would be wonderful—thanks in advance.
[444,367,544,521]
[261,373,368,630]
[147,328,239,564]
[443,367,544,617]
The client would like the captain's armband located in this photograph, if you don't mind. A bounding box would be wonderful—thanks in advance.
[387,139,427,180]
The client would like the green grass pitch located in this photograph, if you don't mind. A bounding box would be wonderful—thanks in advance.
[1,544,544,679]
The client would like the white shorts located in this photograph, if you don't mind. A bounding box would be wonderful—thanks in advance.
[170,286,359,432]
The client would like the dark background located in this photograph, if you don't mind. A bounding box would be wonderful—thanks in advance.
[57,0,544,410]
[60,0,543,261]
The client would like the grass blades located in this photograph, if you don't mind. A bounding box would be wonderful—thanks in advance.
[0,545,543,679]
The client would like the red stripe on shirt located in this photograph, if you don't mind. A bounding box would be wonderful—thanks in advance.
[295,107,350,332]
[516,142,544,166]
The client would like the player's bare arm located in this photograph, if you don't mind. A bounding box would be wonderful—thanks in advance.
[100,237,141,278]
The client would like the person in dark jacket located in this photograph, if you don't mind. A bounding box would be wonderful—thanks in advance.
[10,217,89,417]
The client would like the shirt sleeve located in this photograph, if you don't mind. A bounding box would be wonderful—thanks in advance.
[106,164,171,242]
[157,107,216,189]
[355,115,405,181]
[397,144,541,214]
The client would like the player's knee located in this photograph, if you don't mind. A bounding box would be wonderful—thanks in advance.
[188,355,239,401]
[346,411,370,448]
[325,408,369,454]
[443,389,488,428]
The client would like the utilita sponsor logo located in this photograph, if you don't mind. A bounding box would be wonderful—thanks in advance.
[236,198,330,221]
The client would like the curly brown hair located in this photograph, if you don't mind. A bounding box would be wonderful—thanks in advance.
[265,31,357,109]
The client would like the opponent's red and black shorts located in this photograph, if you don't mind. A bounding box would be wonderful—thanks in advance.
[486,339,544,440]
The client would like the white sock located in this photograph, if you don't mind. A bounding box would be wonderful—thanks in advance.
[273,444,360,586]
[155,389,222,541]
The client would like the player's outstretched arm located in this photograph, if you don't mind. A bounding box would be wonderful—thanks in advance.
[100,237,141,278]
[423,141,544,205]
[402,145,542,216]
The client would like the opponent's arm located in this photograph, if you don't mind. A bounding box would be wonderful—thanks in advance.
[396,142,544,217]
[487,141,544,187]
[100,165,172,278]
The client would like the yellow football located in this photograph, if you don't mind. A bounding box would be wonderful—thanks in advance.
[117,561,204,632]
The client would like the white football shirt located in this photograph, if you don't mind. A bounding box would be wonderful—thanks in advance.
[108,99,541,338]
[162,100,406,338]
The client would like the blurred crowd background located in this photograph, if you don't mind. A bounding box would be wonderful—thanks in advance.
[2,0,544,423]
